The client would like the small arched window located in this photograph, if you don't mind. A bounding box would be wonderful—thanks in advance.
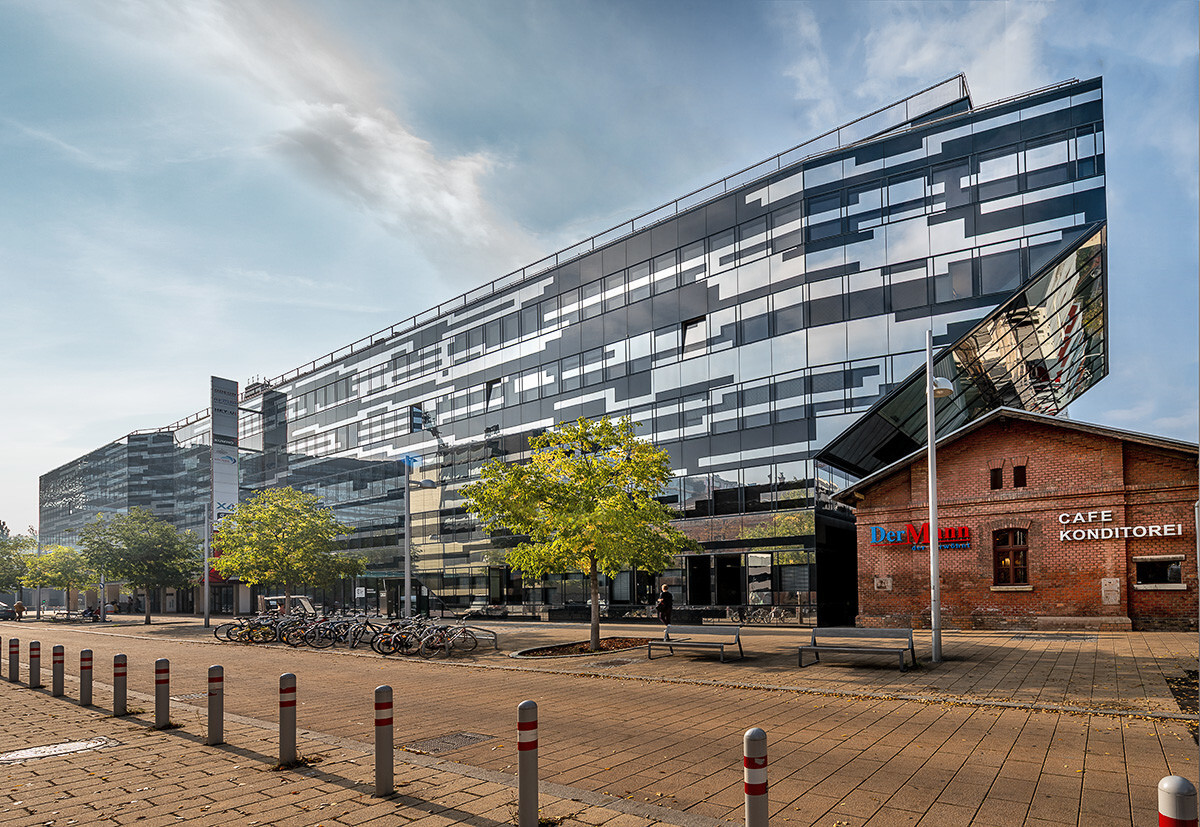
[993,528,1029,585]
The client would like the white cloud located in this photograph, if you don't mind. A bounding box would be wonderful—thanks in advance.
[81,0,539,283]
[860,1,1052,105]
[777,5,840,137]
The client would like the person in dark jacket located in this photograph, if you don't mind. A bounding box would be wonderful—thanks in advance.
[655,584,673,626]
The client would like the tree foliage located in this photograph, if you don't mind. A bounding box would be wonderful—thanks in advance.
[210,487,362,613]
[78,507,202,624]
[463,416,697,650]
[0,531,35,593]
[21,545,97,617]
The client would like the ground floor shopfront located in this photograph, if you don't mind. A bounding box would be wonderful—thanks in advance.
[836,408,1198,631]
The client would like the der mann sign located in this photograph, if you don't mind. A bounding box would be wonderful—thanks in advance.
[870,522,971,551]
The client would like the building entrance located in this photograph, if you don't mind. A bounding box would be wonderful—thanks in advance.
[714,555,742,605]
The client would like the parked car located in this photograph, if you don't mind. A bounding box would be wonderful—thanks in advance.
[0,603,15,621]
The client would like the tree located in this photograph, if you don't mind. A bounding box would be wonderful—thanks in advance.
[463,416,697,651]
[21,545,97,617]
[0,531,35,594]
[78,508,202,625]
[210,487,362,614]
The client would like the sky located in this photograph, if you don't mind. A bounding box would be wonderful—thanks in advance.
[1,0,1196,534]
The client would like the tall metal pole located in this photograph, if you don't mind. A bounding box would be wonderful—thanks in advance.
[203,510,211,628]
[403,459,413,619]
[926,330,943,663]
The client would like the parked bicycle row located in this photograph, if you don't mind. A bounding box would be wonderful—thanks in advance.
[212,612,493,658]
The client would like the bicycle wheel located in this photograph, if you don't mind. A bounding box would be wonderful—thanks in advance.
[250,625,276,644]
[214,623,237,642]
[418,632,448,658]
[304,626,336,649]
[451,629,478,652]
[282,625,309,647]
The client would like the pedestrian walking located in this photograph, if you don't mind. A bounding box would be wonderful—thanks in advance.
[12,600,24,621]
[655,584,673,626]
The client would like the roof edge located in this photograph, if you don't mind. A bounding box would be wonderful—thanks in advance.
[834,406,1199,503]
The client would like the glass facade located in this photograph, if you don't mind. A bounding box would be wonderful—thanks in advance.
[40,75,1108,622]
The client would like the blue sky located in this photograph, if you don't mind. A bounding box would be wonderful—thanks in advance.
[1,0,1196,533]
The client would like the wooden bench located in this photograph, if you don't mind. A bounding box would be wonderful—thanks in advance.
[798,627,916,671]
[648,625,744,662]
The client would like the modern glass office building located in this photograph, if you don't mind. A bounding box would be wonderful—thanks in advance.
[40,75,1108,623]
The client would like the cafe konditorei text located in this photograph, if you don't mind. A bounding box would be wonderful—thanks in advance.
[1056,510,1187,541]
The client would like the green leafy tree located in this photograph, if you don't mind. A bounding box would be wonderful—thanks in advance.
[210,487,362,614]
[21,545,98,618]
[463,416,697,651]
[0,531,35,594]
[78,508,203,625]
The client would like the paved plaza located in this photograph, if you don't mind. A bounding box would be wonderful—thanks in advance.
[0,616,1195,826]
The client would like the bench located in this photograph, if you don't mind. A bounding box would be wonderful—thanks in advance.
[648,625,744,662]
[798,627,916,671]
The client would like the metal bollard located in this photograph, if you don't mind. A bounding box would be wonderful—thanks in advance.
[206,666,224,746]
[744,728,768,827]
[279,673,297,766]
[7,639,18,682]
[113,654,127,716]
[374,685,393,796]
[80,650,93,706]
[154,658,170,728]
[517,700,538,827]
[51,646,64,697]
[29,641,41,689]
[1159,776,1199,827]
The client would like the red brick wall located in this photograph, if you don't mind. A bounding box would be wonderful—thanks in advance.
[852,417,1197,631]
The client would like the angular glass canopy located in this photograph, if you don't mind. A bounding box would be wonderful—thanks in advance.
[817,222,1108,478]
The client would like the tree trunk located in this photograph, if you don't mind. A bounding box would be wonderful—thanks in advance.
[144,589,152,625]
[285,584,293,617]
[588,556,601,652]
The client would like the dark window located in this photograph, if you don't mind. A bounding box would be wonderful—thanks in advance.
[934,259,974,302]
[681,317,706,355]
[848,286,886,319]
[1012,465,1027,488]
[993,529,1028,585]
[980,248,1021,295]
[807,294,844,326]
[990,468,1003,490]
[484,379,503,411]
[1135,559,1183,585]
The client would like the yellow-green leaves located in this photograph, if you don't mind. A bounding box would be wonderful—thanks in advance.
[462,416,695,580]
[210,487,362,591]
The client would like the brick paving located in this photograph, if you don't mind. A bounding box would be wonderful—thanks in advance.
[0,616,1195,826]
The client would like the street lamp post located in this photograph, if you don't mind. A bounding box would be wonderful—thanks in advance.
[402,459,436,619]
[926,329,954,664]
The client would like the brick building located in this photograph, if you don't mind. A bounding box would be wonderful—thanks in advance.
[835,408,1198,631]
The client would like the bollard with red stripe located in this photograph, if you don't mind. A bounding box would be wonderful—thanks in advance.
[518,700,538,827]
[28,641,41,689]
[6,639,17,683]
[51,645,64,697]
[279,673,297,766]
[743,727,768,827]
[1160,776,1199,827]
[374,685,393,796]
[113,654,127,716]
[79,649,93,706]
[154,658,170,729]
[206,665,224,746]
